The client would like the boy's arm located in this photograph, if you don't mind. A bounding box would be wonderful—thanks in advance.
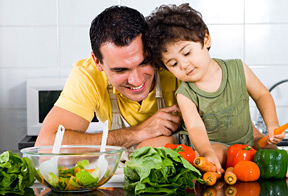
[243,62,284,144]
[176,94,222,170]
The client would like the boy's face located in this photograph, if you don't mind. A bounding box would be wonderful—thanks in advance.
[161,35,212,83]
[92,34,155,103]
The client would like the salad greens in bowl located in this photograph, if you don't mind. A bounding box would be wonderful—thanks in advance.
[20,145,126,192]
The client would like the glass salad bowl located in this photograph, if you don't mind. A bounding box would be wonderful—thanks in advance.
[21,145,126,192]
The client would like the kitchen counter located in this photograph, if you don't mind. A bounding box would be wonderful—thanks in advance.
[31,184,125,196]
[3,150,288,195]
[22,179,288,196]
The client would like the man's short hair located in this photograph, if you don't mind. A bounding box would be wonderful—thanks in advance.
[90,6,148,63]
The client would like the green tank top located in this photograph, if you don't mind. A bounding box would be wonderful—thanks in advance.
[176,59,254,146]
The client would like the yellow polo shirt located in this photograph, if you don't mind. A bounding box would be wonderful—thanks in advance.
[55,55,180,129]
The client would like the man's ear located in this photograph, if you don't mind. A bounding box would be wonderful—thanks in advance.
[91,52,103,71]
[204,32,211,48]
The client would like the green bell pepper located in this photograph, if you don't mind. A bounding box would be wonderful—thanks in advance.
[254,149,288,179]
[259,179,288,196]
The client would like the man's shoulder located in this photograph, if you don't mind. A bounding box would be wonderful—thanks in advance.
[159,68,177,79]
[73,55,96,70]
[159,68,180,91]
[72,55,107,84]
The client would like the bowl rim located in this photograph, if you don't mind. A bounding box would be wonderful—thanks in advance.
[20,145,127,156]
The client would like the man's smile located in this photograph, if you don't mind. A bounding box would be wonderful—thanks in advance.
[130,83,145,90]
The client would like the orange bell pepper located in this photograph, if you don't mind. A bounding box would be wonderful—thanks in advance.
[226,144,256,168]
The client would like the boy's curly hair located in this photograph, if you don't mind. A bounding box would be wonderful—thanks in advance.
[145,3,209,69]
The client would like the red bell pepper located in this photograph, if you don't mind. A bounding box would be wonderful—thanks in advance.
[164,143,179,149]
[164,143,196,165]
[226,144,257,168]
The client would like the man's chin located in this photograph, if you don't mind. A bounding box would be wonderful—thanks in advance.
[124,92,149,103]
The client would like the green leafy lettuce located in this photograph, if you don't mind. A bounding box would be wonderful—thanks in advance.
[0,151,36,195]
[124,146,204,195]
[36,159,102,191]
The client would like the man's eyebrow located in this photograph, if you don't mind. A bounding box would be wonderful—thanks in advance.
[139,58,148,65]
[109,58,148,71]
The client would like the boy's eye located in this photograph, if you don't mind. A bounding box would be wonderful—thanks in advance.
[171,62,178,67]
[184,51,190,56]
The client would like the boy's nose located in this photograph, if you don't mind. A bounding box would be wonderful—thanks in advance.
[180,63,189,70]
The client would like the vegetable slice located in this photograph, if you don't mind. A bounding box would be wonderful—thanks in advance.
[203,172,221,186]
[224,167,237,185]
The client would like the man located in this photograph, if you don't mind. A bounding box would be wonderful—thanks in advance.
[35,5,182,148]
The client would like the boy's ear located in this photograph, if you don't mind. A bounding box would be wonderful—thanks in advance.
[91,52,103,71]
[204,32,211,48]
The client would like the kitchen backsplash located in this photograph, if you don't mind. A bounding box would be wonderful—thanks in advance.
[0,0,288,150]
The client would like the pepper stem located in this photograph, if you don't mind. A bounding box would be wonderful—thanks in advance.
[243,146,251,150]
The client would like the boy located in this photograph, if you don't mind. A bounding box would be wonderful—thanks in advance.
[145,3,284,172]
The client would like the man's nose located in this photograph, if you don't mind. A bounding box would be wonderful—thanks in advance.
[128,69,143,86]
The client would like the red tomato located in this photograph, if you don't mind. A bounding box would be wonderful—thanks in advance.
[233,161,260,182]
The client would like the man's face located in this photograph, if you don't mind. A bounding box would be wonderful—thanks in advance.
[93,34,155,103]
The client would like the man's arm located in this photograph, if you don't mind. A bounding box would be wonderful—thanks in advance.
[35,106,140,147]
[35,106,92,146]
[35,105,182,147]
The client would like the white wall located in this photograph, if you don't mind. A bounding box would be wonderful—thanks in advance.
[1,0,288,151]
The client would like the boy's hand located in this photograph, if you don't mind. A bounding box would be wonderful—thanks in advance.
[267,126,285,145]
[203,151,222,174]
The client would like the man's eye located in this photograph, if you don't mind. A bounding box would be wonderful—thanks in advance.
[112,68,127,73]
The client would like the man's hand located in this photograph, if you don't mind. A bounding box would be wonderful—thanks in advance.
[135,104,182,141]
[35,105,182,148]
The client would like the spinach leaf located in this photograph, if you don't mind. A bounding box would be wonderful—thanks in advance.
[124,146,204,195]
[0,151,35,195]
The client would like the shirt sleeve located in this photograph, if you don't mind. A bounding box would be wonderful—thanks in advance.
[55,63,98,122]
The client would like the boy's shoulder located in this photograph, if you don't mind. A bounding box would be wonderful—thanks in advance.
[214,58,242,63]
[214,58,243,66]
